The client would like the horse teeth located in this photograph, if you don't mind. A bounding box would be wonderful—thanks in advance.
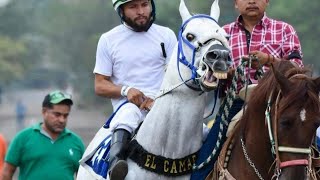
[213,72,227,79]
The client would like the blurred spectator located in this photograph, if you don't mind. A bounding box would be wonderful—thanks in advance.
[1,90,84,180]
[0,134,7,177]
[15,100,26,132]
[0,87,2,105]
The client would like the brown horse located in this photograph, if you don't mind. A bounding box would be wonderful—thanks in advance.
[207,61,320,180]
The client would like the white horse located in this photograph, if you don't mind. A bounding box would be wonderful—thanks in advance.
[77,0,230,179]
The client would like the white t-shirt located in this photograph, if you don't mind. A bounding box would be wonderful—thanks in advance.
[94,24,177,110]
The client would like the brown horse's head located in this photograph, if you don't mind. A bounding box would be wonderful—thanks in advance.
[250,61,320,179]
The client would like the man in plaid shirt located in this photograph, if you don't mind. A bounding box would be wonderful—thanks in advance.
[223,0,303,117]
[191,0,303,179]
[225,0,303,87]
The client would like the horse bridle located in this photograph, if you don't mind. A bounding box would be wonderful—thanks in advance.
[176,14,229,91]
[240,73,313,180]
[265,74,312,178]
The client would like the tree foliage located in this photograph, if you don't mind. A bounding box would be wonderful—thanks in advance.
[267,0,320,68]
[0,0,318,104]
[0,36,26,82]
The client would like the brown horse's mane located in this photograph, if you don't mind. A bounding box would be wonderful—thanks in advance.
[228,60,320,180]
[248,61,320,118]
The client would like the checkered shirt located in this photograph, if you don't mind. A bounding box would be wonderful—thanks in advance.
[223,14,303,89]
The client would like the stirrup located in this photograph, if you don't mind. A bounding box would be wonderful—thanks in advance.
[109,160,128,180]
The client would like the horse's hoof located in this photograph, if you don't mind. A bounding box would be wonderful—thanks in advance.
[110,160,128,180]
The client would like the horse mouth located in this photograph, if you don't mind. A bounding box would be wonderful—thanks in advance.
[200,65,228,91]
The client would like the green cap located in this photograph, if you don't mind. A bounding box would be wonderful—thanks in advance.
[49,90,72,104]
[43,90,73,107]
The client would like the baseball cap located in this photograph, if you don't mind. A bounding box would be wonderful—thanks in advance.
[43,90,73,107]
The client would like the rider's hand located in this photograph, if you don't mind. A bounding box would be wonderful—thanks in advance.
[248,51,270,69]
[139,97,154,112]
[126,88,145,107]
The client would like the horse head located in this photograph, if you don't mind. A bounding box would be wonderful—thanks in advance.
[224,61,320,180]
[176,0,231,92]
[270,62,320,179]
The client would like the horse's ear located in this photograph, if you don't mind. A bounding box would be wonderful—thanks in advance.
[210,0,220,22]
[271,64,292,95]
[179,0,191,23]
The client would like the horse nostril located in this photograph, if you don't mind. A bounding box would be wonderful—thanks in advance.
[202,65,206,71]
[206,51,218,61]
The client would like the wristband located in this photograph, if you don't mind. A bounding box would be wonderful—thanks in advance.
[121,86,128,97]
[123,86,132,97]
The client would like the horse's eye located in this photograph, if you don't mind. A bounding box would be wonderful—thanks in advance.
[186,33,195,42]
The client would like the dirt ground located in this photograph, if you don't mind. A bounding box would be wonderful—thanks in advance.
[0,88,112,179]
[0,88,108,147]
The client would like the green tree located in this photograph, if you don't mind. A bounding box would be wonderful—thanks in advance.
[0,0,318,104]
[268,0,320,69]
[0,0,44,85]
[0,36,27,83]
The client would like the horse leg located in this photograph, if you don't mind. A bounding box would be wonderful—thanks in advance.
[108,129,131,180]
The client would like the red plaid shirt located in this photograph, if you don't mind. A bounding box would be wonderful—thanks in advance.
[223,14,303,88]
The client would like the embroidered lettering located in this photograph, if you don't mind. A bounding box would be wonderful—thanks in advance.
[150,155,157,169]
[129,139,198,176]
[187,158,193,170]
[179,160,186,173]
[145,155,152,168]
[144,155,156,170]
[164,160,170,172]
[170,161,178,174]
[192,155,197,164]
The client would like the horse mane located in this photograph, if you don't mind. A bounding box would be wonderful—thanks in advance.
[248,61,320,117]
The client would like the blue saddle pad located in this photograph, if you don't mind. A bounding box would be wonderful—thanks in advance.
[84,134,112,179]
[82,101,129,179]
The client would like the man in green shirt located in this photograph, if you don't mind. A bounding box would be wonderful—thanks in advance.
[1,90,85,180]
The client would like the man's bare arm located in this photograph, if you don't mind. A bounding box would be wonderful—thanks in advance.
[94,73,147,107]
[94,73,122,99]
[1,162,16,180]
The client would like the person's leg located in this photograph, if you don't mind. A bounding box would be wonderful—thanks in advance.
[108,128,131,180]
[108,103,146,180]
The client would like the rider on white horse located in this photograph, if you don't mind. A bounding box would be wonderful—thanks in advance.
[93,0,176,179]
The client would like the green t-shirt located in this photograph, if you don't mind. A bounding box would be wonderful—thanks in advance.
[5,122,85,180]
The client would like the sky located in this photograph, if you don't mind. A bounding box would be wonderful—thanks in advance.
[0,0,9,7]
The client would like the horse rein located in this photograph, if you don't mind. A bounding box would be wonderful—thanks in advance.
[239,69,313,179]
[266,74,313,178]
[156,78,196,100]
